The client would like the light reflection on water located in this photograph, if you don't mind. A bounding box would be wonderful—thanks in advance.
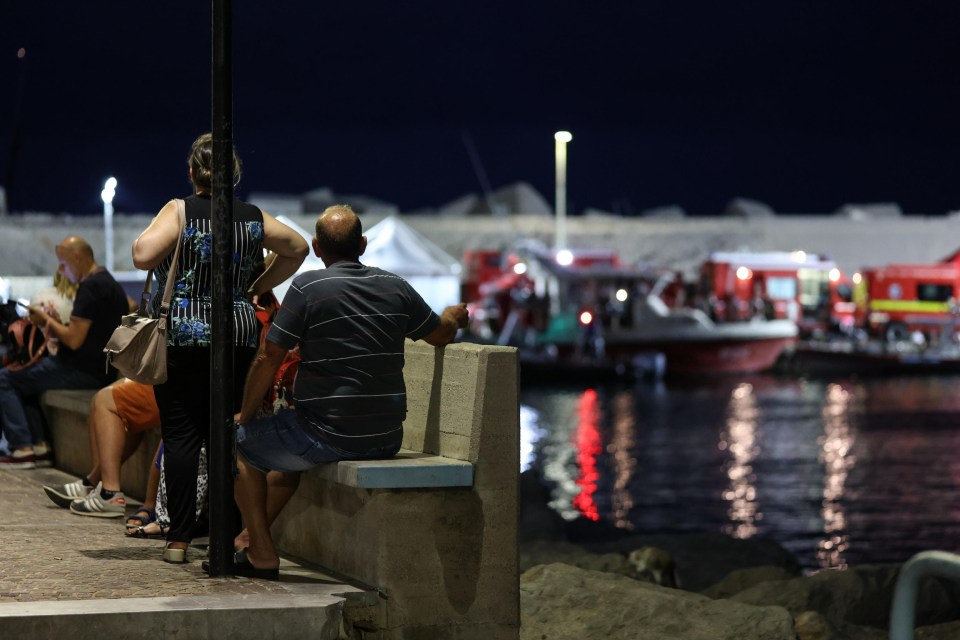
[521,374,960,572]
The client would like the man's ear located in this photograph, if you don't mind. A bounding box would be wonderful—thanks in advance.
[358,236,367,257]
[312,237,322,258]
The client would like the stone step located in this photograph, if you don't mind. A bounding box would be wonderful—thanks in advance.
[0,591,345,639]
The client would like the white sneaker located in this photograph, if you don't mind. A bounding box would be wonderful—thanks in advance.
[43,479,93,508]
[69,482,126,518]
[33,443,54,468]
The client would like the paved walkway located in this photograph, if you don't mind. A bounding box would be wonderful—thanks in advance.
[0,465,351,603]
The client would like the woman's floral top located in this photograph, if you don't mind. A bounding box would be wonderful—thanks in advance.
[153,195,264,348]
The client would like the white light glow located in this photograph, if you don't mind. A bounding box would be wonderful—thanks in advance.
[556,249,574,266]
[736,266,753,280]
[513,262,528,275]
[579,310,593,325]
[554,131,572,143]
[829,268,841,282]
[615,288,628,302]
[101,177,117,204]
[852,272,862,284]
[790,250,807,263]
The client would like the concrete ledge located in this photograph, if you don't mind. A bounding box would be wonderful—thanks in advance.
[0,593,344,640]
[313,449,473,488]
[40,389,98,414]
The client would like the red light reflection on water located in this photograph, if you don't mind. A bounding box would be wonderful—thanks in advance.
[572,388,602,521]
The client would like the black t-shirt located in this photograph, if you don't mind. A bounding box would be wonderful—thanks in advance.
[58,269,129,383]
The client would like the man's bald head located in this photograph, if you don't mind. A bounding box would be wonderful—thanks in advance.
[56,236,97,283]
[57,236,95,260]
[314,205,364,262]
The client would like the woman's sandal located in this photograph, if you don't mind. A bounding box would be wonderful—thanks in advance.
[125,507,156,531]
[126,522,169,539]
[162,543,188,564]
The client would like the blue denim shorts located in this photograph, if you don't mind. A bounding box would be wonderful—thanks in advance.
[236,409,398,473]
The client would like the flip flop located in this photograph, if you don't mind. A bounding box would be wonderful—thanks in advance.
[231,548,280,581]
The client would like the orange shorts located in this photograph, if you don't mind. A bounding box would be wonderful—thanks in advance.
[112,379,161,434]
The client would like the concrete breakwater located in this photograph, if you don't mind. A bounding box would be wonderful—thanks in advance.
[3,212,960,280]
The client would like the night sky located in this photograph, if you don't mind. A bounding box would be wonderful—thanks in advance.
[3,3,960,216]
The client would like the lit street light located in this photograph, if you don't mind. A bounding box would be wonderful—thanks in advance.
[554,131,572,250]
[101,177,117,272]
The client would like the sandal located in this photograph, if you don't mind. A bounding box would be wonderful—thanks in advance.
[125,522,169,539]
[125,507,156,530]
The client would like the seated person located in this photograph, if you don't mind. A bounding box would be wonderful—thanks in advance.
[42,378,160,517]
[0,237,128,468]
[226,205,468,579]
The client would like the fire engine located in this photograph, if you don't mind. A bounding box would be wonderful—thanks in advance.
[854,260,960,341]
[698,251,854,335]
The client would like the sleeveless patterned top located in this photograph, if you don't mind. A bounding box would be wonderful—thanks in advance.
[152,194,264,348]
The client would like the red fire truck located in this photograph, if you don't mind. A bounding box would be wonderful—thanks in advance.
[698,251,854,335]
[854,260,960,341]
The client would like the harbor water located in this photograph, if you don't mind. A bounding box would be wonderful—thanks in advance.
[521,372,960,573]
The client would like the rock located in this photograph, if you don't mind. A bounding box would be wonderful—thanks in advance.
[583,532,800,592]
[793,611,887,640]
[730,564,960,629]
[520,563,797,640]
[520,541,638,579]
[701,565,797,599]
[916,621,960,639]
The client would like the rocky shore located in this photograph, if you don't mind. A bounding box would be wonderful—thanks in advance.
[518,470,960,640]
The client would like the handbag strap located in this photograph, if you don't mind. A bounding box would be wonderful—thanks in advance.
[137,199,186,318]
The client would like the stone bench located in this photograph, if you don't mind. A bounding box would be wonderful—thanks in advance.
[39,340,520,640]
[272,340,520,639]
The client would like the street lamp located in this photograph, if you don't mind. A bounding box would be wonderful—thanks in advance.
[101,177,117,272]
[554,131,572,250]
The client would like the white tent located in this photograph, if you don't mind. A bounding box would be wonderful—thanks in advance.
[271,215,461,312]
[363,216,461,312]
[272,215,324,304]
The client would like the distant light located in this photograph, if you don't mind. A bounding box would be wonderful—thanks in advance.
[615,288,628,302]
[554,131,572,143]
[828,268,841,283]
[556,249,574,266]
[852,272,862,284]
[101,177,117,204]
[579,310,593,325]
[17,48,26,59]
[513,262,527,275]
[736,266,753,280]
[790,250,807,263]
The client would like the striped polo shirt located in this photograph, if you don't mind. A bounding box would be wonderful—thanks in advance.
[266,260,440,453]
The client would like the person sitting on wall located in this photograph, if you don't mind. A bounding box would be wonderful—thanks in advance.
[0,237,128,468]
[41,378,160,517]
[223,204,468,580]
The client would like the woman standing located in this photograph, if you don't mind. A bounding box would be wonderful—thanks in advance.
[132,133,307,563]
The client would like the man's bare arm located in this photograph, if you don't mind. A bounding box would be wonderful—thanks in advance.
[235,339,289,424]
[422,303,469,347]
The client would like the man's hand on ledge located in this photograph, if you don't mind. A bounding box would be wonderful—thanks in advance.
[424,303,469,346]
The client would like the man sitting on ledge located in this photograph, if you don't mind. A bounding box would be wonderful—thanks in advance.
[224,204,468,580]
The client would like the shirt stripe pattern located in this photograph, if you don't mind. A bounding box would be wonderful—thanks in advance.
[267,261,440,453]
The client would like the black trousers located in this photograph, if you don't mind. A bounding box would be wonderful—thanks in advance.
[153,346,255,543]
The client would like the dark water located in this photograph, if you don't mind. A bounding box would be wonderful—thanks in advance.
[520,373,960,573]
